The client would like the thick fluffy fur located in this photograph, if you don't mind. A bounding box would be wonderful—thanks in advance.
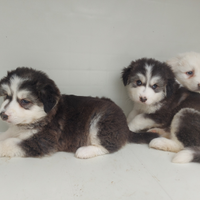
[167,52,200,92]
[122,58,200,164]
[0,67,159,159]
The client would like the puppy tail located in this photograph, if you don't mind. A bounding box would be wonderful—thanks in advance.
[128,131,160,144]
[172,147,200,164]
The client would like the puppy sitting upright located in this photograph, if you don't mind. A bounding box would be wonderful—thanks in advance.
[0,67,158,158]
[122,58,200,163]
[122,58,176,131]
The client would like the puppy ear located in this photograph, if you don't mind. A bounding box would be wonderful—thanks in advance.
[38,84,60,113]
[166,79,176,98]
[164,62,178,98]
[121,61,135,86]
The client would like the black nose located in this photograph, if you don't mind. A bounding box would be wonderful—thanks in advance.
[140,97,147,103]
[1,112,8,121]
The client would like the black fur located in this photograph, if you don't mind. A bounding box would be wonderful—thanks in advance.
[122,58,177,98]
[0,67,158,158]
[122,58,200,163]
[128,131,160,144]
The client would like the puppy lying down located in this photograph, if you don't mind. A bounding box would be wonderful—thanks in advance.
[122,58,200,164]
[0,67,158,158]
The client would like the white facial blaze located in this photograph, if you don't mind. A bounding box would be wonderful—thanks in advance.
[0,99,9,112]
[127,64,165,106]
[0,75,47,125]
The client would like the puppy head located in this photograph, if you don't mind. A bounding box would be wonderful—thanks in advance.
[167,52,200,92]
[0,67,60,125]
[122,58,175,105]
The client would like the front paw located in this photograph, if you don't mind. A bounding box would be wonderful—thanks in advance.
[128,122,137,132]
[149,138,168,151]
[149,138,181,153]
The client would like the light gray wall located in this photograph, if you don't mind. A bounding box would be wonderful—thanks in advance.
[0,0,200,131]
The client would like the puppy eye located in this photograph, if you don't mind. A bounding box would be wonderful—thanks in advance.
[20,99,31,106]
[186,71,193,76]
[136,80,142,86]
[152,84,158,89]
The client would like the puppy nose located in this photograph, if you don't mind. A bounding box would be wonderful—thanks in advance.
[140,96,147,103]
[0,112,8,121]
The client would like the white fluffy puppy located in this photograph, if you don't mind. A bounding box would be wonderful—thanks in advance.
[167,52,200,92]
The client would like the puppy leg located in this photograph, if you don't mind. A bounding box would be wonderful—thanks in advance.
[0,126,23,141]
[75,114,109,159]
[0,131,12,141]
[0,138,25,157]
[149,108,200,153]
[149,137,183,152]
[147,128,170,138]
[127,109,138,123]
[170,108,200,163]
[128,114,157,132]
[75,146,108,159]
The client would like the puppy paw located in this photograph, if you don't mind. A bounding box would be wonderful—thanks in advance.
[149,138,181,152]
[149,138,168,151]
[75,146,108,159]
[172,149,194,163]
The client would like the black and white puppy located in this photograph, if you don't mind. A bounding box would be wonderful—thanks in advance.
[122,58,200,164]
[0,67,158,159]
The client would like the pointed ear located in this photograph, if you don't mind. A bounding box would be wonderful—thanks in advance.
[38,84,60,113]
[121,61,135,86]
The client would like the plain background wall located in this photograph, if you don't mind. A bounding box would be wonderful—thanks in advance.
[0,0,200,131]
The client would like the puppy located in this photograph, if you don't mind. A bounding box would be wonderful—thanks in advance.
[0,67,158,158]
[122,58,200,163]
[167,52,200,92]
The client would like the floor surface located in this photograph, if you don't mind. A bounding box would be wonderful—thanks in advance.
[0,143,199,200]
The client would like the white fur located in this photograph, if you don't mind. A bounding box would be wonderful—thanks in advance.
[172,149,194,163]
[75,114,109,159]
[149,110,185,153]
[75,145,108,159]
[167,52,200,92]
[126,63,165,128]
[126,82,164,106]
[0,75,46,157]
[149,137,184,153]
[128,113,158,132]
[0,99,9,112]
[0,126,37,157]
[10,75,24,93]
[89,115,101,145]
[1,84,11,95]
[0,75,46,125]
[0,138,25,157]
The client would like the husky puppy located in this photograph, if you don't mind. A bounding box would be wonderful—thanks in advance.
[0,67,158,158]
[167,52,200,92]
[122,58,200,163]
